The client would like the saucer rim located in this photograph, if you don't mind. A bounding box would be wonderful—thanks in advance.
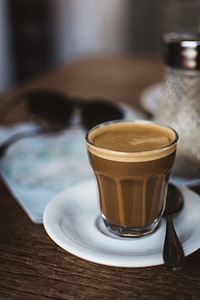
[43,178,200,268]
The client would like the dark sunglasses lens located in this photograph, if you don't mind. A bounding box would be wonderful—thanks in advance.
[26,91,73,127]
[82,100,124,130]
[13,91,124,130]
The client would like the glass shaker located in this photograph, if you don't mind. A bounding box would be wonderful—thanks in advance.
[154,32,200,180]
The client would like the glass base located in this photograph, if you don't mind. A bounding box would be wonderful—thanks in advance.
[102,215,161,238]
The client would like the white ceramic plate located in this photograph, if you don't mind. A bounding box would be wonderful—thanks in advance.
[43,178,200,268]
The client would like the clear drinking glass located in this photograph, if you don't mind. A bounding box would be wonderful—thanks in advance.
[86,120,178,237]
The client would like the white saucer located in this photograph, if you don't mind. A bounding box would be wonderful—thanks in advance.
[43,178,200,268]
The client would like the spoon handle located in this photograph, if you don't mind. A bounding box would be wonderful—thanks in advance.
[163,215,185,271]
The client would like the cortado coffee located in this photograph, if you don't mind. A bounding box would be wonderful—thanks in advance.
[86,121,178,237]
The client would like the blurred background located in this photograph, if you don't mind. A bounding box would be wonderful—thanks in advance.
[0,0,200,92]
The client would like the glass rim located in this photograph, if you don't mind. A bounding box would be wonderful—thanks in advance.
[86,120,179,160]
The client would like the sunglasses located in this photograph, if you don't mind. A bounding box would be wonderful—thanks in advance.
[0,90,124,131]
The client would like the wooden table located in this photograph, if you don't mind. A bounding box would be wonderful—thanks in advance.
[1,56,200,300]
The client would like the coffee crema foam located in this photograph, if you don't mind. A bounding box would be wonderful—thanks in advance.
[87,121,177,162]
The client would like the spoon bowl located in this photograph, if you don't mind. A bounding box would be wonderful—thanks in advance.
[163,183,185,271]
[165,183,184,215]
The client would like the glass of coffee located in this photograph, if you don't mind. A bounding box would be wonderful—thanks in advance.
[86,120,178,237]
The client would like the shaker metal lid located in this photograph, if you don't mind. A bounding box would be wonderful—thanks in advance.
[162,32,200,70]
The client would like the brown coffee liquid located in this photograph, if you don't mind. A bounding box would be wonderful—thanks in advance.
[86,121,177,228]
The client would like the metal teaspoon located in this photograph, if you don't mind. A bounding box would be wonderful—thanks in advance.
[163,183,185,271]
